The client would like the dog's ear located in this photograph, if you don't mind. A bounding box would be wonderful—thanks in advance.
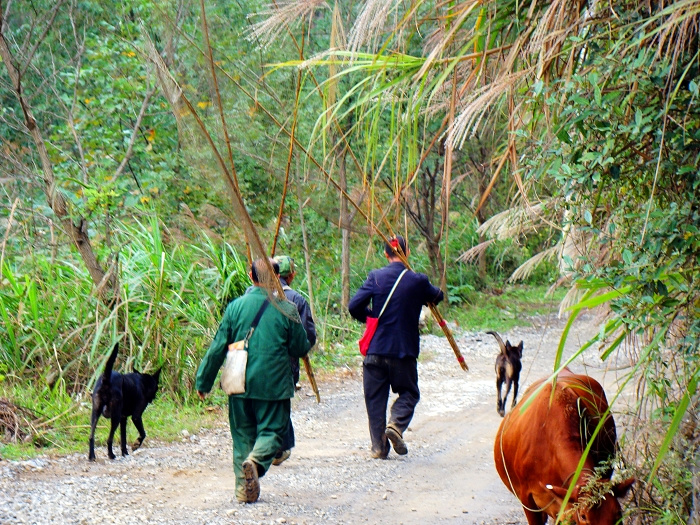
[516,341,523,358]
[154,367,162,382]
[132,365,140,374]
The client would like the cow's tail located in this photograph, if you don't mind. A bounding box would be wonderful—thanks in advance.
[486,331,507,355]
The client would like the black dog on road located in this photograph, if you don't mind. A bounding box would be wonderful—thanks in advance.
[487,331,523,417]
[88,343,161,461]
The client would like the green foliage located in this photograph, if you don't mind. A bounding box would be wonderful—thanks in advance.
[449,284,566,332]
[517,13,699,521]
[0,381,223,460]
[0,217,251,399]
[1,4,696,522]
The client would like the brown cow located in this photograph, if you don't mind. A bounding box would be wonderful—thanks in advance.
[494,368,634,524]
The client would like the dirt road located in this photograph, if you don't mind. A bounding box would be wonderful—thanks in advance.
[0,312,612,524]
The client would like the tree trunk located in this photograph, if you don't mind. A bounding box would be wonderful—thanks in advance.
[426,238,445,286]
[0,26,116,304]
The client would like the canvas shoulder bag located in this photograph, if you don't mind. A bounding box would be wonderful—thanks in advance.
[220,299,269,395]
[358,269,408,356]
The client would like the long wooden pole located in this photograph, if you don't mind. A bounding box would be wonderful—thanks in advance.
[150,9,466,376]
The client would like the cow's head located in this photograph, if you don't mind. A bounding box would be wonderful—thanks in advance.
[543,477,635,524]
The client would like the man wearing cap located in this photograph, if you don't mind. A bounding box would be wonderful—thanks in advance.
[272,255,317,465]
[196,258,310,503]
[348,235,444,459]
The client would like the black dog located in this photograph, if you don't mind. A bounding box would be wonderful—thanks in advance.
[487,331,523,417]
[88,343,161,461]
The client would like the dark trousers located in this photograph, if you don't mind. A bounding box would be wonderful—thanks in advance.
[277,356,299,452]
[362,354,420,455]
[278,416,295,451]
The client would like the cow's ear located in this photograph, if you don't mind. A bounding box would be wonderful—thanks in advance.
[613,477,635,498]
[543,483,569,501]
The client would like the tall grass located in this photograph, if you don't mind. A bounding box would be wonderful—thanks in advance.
[0,217,249,401]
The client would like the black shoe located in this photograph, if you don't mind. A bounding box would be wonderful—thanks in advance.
[385,424,407,455]
[370,448,388,459]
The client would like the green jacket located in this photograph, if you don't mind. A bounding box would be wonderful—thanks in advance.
[196,287,310,400]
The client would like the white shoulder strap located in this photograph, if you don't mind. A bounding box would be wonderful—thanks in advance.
[377,269,408,320]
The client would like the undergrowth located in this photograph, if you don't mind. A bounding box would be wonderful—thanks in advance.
[0,283,563,460]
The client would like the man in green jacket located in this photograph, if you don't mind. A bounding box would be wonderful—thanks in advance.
[196,258,310,503]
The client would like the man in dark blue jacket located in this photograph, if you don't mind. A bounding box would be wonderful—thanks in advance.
[348,235,444,459]
[272,255,316,466]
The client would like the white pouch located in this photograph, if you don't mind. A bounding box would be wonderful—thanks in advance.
[219,299,268,396]
[220,340,247,395]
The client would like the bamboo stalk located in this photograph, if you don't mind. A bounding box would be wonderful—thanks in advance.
[429,304,468,371]
[199,0,252,263]
[145,28,322,402]
[150,11,467,375]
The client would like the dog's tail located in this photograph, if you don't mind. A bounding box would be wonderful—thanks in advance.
[486,331,507,355]
[102,343,119,383]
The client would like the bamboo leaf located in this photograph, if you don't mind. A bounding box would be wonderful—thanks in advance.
[647,371,698,483]
[564,286,632,311]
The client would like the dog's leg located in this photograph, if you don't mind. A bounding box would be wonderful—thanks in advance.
[511,378,520,409]
[131,413,146,451]
[88,408,101,461]
[503,377,513,415]
[496,374,505,417]
[107,418,119,460]
[120,417,129,457]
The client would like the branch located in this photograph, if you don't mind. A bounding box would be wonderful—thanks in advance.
[112,82,157,181]
[0,12,114,302]
[20,0,66,77]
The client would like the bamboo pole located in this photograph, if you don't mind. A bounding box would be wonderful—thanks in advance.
[269,14,467,373]
[149,9,467,375]
[148,20,323,403]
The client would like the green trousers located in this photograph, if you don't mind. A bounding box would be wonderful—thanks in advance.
[228,397,290,501]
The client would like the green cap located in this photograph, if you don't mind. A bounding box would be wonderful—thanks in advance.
[275,255,295,278]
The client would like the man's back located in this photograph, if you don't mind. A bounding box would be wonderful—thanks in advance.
[348,261,443,359]
[196,287,310,400]
[281,278,316,347]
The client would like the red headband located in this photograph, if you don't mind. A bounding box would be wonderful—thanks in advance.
[390,238,400,249]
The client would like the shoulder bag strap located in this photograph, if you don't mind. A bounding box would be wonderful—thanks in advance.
[245,299,270,342]
[377,269,408,320]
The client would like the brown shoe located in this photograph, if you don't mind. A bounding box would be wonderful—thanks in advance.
[242,459,260,503]
[385,424,407,455]
[272,449,291,466]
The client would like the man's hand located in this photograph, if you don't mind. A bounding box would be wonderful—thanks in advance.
[197,390,206,401]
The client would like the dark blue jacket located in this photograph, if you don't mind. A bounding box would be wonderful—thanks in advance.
[280,277,316,348]
[348,261,444,359]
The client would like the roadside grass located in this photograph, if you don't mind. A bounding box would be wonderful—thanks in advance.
[0,387,223,461]
[450,283,567,332]
[306,283,566,375]
[0,283,564,461]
